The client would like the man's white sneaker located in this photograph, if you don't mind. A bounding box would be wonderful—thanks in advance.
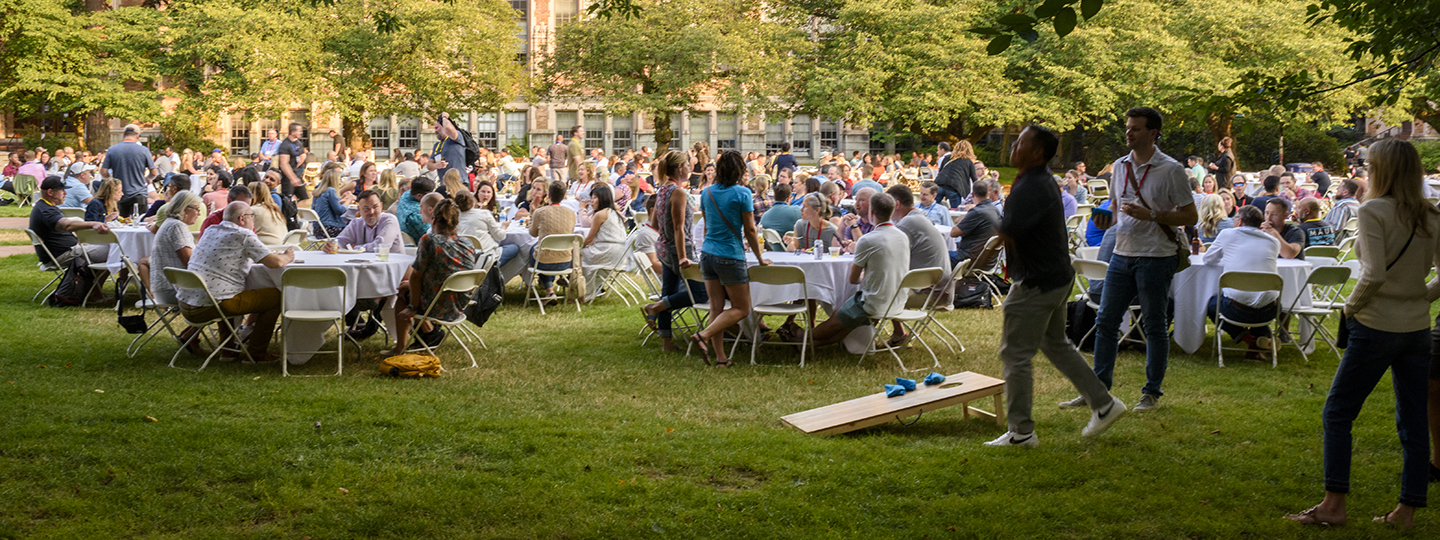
[983,431,1039,447]
[1058,395,1088,409]
[1134,393,1160,411]
[1081,396,1127,437]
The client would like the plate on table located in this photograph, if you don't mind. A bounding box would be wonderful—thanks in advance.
[335,248,364,255]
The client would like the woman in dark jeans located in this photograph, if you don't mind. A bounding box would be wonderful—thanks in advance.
[690,150,770,367]
[1287,139,1440,530]
[639,151,707,353]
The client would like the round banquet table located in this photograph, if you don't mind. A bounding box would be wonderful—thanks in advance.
[933,223,957,252]
[105,225,157,273]
[246,251,414,364]
[741,251,875,354]
[498,195,517,209]
[497,224,589,285]
[1171,255,1313,354]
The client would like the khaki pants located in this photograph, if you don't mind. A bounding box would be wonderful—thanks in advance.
[181,288,281,357]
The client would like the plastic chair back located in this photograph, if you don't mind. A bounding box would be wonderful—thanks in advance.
[61,207,86,219]
[1072,259,1109,281]
[1304,245,1340,259]
[1065,214,1083,231]
[1306,265,1351,288]
[297,207,322,225]
[537,233,580,253]
[1218,271,1283,293]
[283,229,307,246]
[680,263,703,282]
[441,268,488,293]
[74,229,118,245]
[1075,246,1100,260]
[401,231,416,247]
[281,267,347,290]
[762,228,784,250]
[1075,204,1093,217]
[899,267,943,290]
[14,174,37,197]
[747,264,805,286]
[24,228,61,268]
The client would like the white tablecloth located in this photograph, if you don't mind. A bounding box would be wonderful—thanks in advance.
[246,252,413,364]
[498,195,517,209]
[105,226,157,273]
[498,224,589,284]
[742,251,879,354]
[934,223,957,252]
[1172,255,1313,354]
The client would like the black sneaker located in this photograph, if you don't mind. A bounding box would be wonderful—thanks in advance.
[346,317,379,341]
[408,327,446,350]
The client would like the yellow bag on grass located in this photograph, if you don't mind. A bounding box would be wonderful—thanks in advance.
[379,354,442,378]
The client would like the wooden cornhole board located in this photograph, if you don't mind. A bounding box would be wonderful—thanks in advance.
[781,371,1005,435]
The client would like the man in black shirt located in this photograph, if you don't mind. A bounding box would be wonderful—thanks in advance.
[984,125,1126,448]
[276,123,310,202]
[950,179,1001,265]
[1309,162,1331,197]
[1263,198,1304,259]
[31,177,114,301]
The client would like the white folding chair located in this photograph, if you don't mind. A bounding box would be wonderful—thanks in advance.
[279,267,356,376]
[746,265,813,366]
[1335,236,1357,260]
[524,233,582,315]
[632,252,664,345]
[860,267,944,372]
[1336,217,1359,244]
[401,231,417,248]
[678,263,739,359]
[297,207,330,248]
[1071,259,1145,354]
[403,268,489,369]
[1075,203,1093,217]
[1064,214,1085,251]
[1213,271,1284,368]
[908,259,970,355]
[60,207,86,219]
[1087,179,1109,201]
[1284,265,1351,362]
[583,238,639,306]
[163,268,255,370]
[761,228,785,251]
[967,235,1006,305]
[1075,246,1100,261]
[73,228,120,307]
[1304,245,1340,261]
[282,229,308,248]
[23,228,65,302]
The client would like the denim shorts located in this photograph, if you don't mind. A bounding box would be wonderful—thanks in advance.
[700,253,749,286]
[835,292,871,328]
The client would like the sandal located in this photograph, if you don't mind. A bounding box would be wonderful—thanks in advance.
[1372,510,1412,530]
[888,332,913,348]
[690,333,713,366]
[714,359,733,368]
[1285,505,1345,526]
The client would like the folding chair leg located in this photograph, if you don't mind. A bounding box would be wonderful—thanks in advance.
[32,274,61,302]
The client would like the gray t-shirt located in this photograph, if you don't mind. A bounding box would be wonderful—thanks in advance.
[853,224,910,318]
[102,141,155,199]
[1108,150,1193,258]
[150,217,195,304]
[896,210,949,272]
[434,134,467,182]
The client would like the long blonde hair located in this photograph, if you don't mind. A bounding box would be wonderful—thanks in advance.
[316,168,345,195]
[248,181,282,221]
[1198,193,1226,238]
[378,168,398,191]
[954,140,977,160]
[443,168,467,196]
[1366,139,1439,236]
[95,178,123,214]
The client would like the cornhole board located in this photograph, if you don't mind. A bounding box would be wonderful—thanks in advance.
[781,371,1005,435]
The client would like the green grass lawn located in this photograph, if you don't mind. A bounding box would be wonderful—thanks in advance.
[0,252,1430,538]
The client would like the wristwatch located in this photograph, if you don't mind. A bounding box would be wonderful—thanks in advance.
[1149,210,1158,221]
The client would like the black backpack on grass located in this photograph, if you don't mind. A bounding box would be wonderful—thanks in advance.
[464,267,505,329]
[46,257,95,307]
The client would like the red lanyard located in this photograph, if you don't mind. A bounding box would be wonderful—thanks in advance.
[1126,161,1152,195]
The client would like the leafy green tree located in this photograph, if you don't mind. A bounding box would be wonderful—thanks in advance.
[540,0,808,155]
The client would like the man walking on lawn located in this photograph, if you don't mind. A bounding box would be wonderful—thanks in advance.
[985,125,1127,447]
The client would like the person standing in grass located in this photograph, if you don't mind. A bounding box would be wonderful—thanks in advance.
[640,151,707,353]
[1287,139,1440,530]
[1069,106,1196,413]
[689,150,770,367]
[985,125,1127,448]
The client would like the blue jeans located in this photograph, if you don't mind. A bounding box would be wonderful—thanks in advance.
[1205,295,1277,340]
[1322,319,1430,508]
[1092,254,1177,397]
[530,245,571,289]
[497,243,521,268]
[657,263,707,338]
[937,186,965,210]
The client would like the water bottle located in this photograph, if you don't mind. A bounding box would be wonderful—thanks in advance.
[813,239,823,260]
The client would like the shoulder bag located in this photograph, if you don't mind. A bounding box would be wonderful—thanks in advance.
[1128,163,1191,273]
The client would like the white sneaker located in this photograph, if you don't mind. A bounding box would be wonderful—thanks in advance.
[1058,395,1088,409]
[1134,394,1160,412]
[983,431,1038,447]
[1081,396,1127,437]
[236,324,254,342]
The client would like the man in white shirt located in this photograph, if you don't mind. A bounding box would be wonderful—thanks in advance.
[496,148,521,183]
[177,201,295,362]
[1203,205,1281,354]
[1069,106,1198,413]
[809,191,910,347]
[331,190,404,340]
[154,147,175,176]
[886,184,953,335]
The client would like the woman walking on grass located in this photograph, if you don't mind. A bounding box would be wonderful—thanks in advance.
[639,151,707,353]
[690,151,770,367]
[1286,139,1440,530]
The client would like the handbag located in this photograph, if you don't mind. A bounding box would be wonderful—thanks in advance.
[1336,226,1415,348]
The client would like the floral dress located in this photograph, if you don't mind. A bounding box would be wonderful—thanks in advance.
[413,233,477,322]
[654,183,694,270]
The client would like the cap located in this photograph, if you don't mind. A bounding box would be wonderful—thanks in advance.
[212,148,223,154]
[123,124,141,134]
[67,162,96,175]
[40,176,66,191]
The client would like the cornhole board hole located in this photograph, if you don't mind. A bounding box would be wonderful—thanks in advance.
[781,372,1005,435]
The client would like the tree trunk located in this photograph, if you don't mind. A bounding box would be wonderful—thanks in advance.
[999,125,1016,167]
[83,110,109,151]
[1206,112,1233,149]
[342,116,368,154]
[653,111,673,156]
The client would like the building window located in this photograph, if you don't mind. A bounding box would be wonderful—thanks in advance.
[669,113,683,144]
[476,112,499,150]
[289,111,310,149]
[398,116,420,151]
[584,112,605,152]
[369,117,390,155]
[511,0,529,65]
[716,113,737,150]
[505,111,527,148]
[258,118,280,141]
[792,114,812,158]
[556,111,578,143]
[612,115,633,152]
[765,120,785,153]
[819,117,839,155]
[229,113,250,155]
[555,0,579,26]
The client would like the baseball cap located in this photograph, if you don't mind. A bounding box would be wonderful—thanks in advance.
[212,148,224,154]
[67,162,96,175]
[40,176,66,191]
[123,124,140,135]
